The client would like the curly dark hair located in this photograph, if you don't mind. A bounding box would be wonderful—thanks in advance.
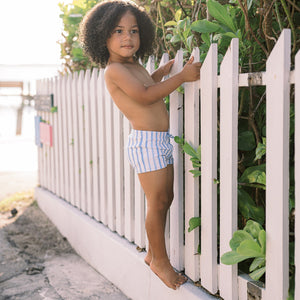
[80,0,155,68]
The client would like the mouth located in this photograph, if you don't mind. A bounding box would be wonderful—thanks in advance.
[122,45,134,49]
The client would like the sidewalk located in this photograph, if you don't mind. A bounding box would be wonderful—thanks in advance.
[0,136,130,300]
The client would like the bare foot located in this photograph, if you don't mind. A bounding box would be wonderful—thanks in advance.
[144,251,152,266]
[150,259,187,290]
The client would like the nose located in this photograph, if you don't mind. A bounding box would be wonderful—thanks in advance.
[123,31,132,40]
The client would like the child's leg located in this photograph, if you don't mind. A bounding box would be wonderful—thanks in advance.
[138,165,187,290]
[144,164,174,266]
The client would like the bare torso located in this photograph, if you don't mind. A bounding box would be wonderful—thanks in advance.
[105,62,169,132]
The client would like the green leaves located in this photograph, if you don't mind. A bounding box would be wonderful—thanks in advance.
[207,0,237,33]
[191,20,221,34]
[165,12,195,54]
[238,188,265,224]
[239,165,266,187]
[254,137,266,161]
[238,131,256,151]
[174,136,201,177]
[221,220,266,281]
[188,217,201,232]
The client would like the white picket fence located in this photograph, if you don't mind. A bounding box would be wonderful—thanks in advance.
[36,29,299,300]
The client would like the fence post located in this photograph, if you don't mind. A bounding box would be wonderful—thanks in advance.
[219,38,239,300]
[265,29,291,300]
[200,43,218,294]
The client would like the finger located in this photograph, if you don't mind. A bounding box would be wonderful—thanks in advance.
[168,59,175,68]
[186,56,194,64]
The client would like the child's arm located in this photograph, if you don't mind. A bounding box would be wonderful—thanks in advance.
[105,57,201,105]
[151,60,175,83]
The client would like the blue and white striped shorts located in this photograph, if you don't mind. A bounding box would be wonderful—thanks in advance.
[127,129,174,174]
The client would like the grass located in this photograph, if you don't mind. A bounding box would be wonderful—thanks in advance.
[0,190,35,213]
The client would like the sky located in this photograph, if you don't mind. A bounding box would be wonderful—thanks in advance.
[0,0,72,65]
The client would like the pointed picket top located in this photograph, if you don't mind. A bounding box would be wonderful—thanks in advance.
[146,55,155,73]
[266,29,291,84]
[170,49,183,76]
[159,52,169,66]
[191,47,200,61]
[78,69,85,81]
[91,67,98,82]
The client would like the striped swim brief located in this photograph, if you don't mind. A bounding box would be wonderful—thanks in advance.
[127,129,174,174]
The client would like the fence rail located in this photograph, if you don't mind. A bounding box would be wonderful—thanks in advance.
[36,29,299,300]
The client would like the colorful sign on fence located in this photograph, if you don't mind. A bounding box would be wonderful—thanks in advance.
[34,94,54,112]
[34,115,42,147]
[40,122,53,147]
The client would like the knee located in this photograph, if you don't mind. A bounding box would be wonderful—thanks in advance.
[148,192,170,212]
[168,190,174,203]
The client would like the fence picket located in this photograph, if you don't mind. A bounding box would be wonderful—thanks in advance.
[219,38,239,300]
[77,70,87,211]
[41,79,48,190]
[105,86,116,231]
[160,53,171,256]
[56,76,65,199]
[66,74,75,206]
[53,77,60,197]
[114,103,125,235]
[134,172,145,248]
[90,68,100,221]
[61,75,70,202]
[184,48,200,281]
[265,29,291,300]
[200,43,218,294]
[36,80,43,188]
[71,72,80,208]
[97,69,108,224]
[124,117,135,241]
[44,79,51,191]
[49,78,55,193]
[169,49,184,271]
[83,70,93,216]
[295,50,300,300]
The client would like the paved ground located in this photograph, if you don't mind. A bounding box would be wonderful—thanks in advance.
[0,136,130,300]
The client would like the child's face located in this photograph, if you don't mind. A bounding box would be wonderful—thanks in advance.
[106,11,140,63]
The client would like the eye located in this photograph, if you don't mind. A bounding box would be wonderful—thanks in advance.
[131,29,139,34]
[114,29,122,34]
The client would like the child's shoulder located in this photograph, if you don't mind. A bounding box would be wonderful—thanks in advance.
[105,62,141,79]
